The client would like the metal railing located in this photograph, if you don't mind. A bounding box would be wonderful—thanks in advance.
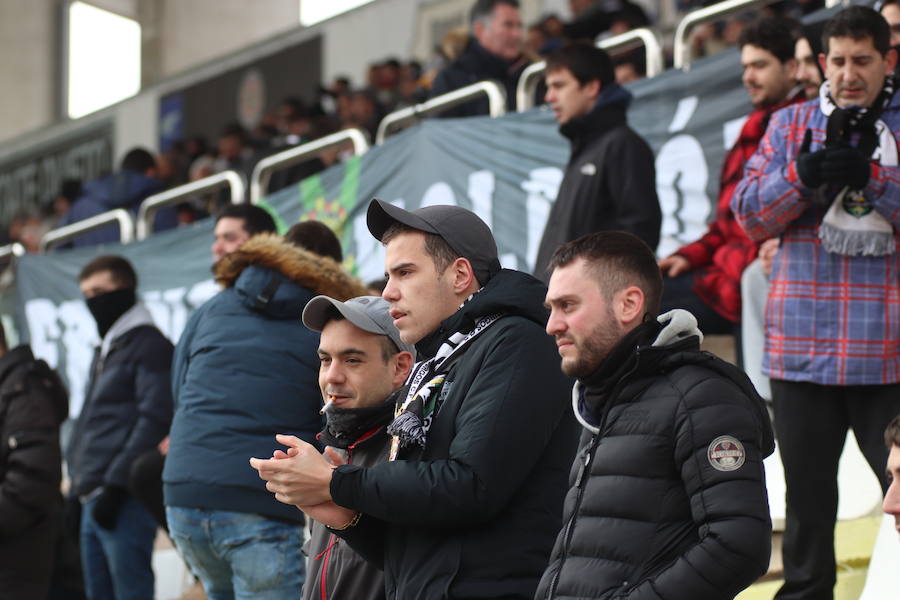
[249,128,369,205]
[137,170,246,240]
[0,243,25,262]
[516,27,665,112]
[674,0,780,70]
[40,209,135,252]
[375,81,507,144]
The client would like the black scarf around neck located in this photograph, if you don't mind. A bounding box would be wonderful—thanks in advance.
[318,394,396,450]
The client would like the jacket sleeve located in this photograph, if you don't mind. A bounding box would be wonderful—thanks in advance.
[104,332,174,488]
[620,372,771,600]
[330,321,570,527]
[868,161,900,227]
[0,372,64,538]
[731,108,813,242]
[331,513,387,569]
[608,133,661,252]
[171,306,203,406]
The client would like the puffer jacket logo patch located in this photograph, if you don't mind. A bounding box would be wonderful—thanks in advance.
[580,163,597,176]
[707,435,745,471]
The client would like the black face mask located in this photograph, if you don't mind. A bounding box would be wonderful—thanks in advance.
[86,288,136,339]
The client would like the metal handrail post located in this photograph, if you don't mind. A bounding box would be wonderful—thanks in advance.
[674,0,776,70]
[515,27,664,112]
[375,81,506,144]
[137,170,246,240]
[249,128,369,205]
[0,243,25,261]
[40,209,135,252]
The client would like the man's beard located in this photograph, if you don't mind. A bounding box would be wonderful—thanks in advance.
[561,315,623,379]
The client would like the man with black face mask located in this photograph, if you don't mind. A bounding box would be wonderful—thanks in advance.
[67,255,173,600]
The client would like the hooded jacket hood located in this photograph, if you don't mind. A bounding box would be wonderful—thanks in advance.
[0,346,68,426]
[79,170,162,210]
[214,233,367,312]
[560,82,632,145]
[415,269,549,359]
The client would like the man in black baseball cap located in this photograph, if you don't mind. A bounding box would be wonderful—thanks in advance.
[253,198,578,599]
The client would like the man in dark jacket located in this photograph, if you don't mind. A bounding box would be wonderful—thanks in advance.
[0,326,69,599]
[253,200,578,599]
[164,233,366,600]
[297,295,415,600]
[533,44,660,280]
[538,231,774,600]
[68,255,174,600]
[430,0,530,117]
[59,148,176,247]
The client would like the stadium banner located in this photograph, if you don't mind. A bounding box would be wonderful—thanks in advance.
[15,47,752,414]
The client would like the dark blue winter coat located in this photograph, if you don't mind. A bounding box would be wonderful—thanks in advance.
[163,234,367,523]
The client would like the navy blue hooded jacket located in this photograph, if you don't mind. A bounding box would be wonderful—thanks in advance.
[163,234,367,523]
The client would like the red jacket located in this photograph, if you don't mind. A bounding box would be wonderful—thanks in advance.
[675,93,803,322]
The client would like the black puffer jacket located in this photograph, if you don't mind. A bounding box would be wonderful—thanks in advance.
[331,269,579,599]
[68,317,173,497]
[533,85,660,280]
[430,37,531,118]
[536,311,775,600]
[0,346,68,599]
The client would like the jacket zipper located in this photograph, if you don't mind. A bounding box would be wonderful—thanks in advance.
[546,356,642,599]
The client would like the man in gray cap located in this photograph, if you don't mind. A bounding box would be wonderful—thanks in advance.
[256,295,414,600]
[252,199,577,600]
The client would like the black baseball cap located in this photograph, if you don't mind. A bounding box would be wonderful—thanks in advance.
[366,199,501,284]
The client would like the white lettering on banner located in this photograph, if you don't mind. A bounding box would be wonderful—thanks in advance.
[24,278,219,418]
[521,167,564,272]
[468,170,494,231]
[352,199,406,282]
[723,116,748,151]
[420,182,457,208]
[655,96,712,258]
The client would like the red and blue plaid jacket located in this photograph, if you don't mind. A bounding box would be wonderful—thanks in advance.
[732,94,900,386]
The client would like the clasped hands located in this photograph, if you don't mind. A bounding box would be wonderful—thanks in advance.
[250,434,357,529]
[796,129,872,191]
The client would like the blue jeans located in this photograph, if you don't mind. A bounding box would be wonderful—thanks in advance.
[166,506,305,600]
[80,494,157,600]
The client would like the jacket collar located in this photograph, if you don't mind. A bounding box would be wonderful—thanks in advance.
[458,36,521,79]
[100,303,156,360]
[559,82,632,147]
[0,345,35,383]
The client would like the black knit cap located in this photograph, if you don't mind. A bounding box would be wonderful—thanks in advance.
[366,198,501,285]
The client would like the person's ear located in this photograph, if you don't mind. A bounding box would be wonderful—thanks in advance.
[392,351,414,387]
[616,285,645,327]
[449,257,477,295]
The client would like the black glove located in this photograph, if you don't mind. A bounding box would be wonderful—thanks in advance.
[796,129,828,189]
[92,486,128,531]
[821,145,871,190]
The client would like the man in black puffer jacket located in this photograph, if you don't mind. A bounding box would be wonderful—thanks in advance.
[538,231,774,600]
[0,329,69,599]
[254,200,578,599]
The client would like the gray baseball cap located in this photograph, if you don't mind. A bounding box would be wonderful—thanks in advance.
[366,198,501,285]
[302,295,416,358]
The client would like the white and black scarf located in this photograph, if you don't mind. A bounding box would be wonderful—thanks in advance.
[818,77,898,256]
[387,309,503,460]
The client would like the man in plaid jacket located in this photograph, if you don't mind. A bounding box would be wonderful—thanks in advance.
[732,7,900,599]
[659,16,803,336]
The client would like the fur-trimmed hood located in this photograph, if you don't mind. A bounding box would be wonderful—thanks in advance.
[214,233,367,301]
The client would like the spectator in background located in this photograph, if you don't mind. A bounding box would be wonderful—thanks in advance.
[881,0,900,74]
[613,49,646,83]
[49,179,83,227]
[297,295,415,600]
[732,8,900,599]
[213,123,257,181]
[68,255,173,600]
[285,220,343,263]
[795,21,825,100]
[885,414,900,536]
[533,43,660,280]
[163,230,366,600]
[430,0,530,117]
[212,204,278,263]
[58,148,176,247]
[657,17,803,337]
[0,323,71,599]
[563,0,650,41]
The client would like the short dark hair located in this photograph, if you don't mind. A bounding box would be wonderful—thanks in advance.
[470,0,519,26]
[823,5,892,56]
[545,43,615,89]
[320,307,400,362]
[120,148,156,174]
[381,223,460,276]
[216,204,277,237]
[78,255,138,290]
[548,231,662,316]
[284,220,343,262]
[880,0,900,12]
[738,16,800,64]
[886,414,900,448]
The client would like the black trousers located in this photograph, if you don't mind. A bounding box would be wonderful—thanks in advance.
[772,379,900,600]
